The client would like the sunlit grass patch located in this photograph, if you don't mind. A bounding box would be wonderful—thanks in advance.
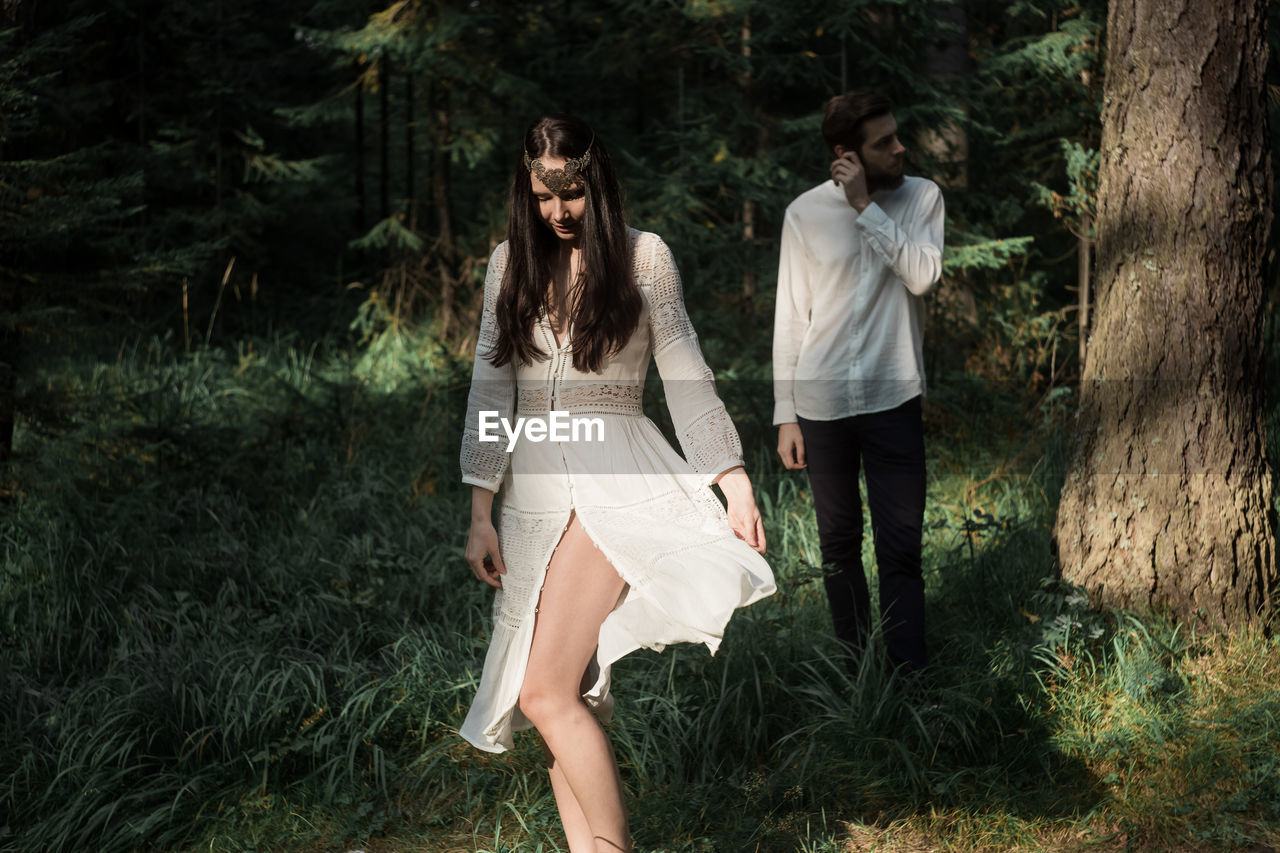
[1042,622,1280,850]
[837,810,1118,853]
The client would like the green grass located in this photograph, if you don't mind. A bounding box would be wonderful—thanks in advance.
[2,327,1279,853]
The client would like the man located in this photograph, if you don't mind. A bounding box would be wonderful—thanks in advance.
[772,90,944,673]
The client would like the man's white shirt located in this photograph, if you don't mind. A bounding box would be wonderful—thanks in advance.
[772,175,945,424]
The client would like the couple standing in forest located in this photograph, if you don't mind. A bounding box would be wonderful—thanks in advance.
[458,90,943,852]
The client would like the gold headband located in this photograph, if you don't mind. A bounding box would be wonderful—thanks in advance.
[523,140,592,196]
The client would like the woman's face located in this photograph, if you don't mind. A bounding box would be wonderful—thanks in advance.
[530,157,587,243]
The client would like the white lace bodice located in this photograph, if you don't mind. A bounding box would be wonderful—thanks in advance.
[459,229,744,492]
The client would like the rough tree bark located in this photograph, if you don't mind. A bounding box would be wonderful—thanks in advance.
[1052,0,1276,624]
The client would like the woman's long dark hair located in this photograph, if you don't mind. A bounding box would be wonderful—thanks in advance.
[486,115,640,374]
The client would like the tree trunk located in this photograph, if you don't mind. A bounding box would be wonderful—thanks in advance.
[0,246,18,466]
[1052,0,1276,624]
[0,4,26,465]
[430,86,455,264]
[1078,210,1092,369]
[214,0,224,211]
[405,71,415,223]
[355,70,366,233]
[740,13,756,308]
[918,0,969,188]
[136,4,146,148]
[379,59,390,223]
[431,83,456,338]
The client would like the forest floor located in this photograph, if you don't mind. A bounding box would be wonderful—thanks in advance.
[4,330,1280,853]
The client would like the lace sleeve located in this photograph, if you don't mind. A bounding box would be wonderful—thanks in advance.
[642,234,745,481]
[460,243,515,492]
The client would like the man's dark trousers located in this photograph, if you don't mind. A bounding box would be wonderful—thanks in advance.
[797,395,927,671]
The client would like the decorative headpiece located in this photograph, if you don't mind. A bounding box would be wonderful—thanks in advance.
[523,139,593,196]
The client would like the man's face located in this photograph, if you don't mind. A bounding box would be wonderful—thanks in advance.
[857,113,906,190]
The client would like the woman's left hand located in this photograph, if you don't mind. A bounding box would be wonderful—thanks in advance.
[714,467,767,555]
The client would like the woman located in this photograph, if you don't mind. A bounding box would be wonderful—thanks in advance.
[460,114,775,853]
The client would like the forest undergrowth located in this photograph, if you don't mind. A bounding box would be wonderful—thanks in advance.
[2,325,1279,853]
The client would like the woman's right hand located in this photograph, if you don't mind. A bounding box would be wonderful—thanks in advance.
[465,518,506,588]
[466,486,505,588]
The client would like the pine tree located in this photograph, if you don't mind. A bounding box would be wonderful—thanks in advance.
[0,9,145,462]
[1052,0,1276,623]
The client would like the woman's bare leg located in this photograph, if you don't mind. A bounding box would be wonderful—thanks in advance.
[519,514,631,853]
[545,746,606,851]
[542,669,596,853]
[544,712,626,851]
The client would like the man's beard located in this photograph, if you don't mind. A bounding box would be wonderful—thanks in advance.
[865,168,905,194]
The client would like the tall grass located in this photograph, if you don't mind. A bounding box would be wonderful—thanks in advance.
[2,328,1278,852]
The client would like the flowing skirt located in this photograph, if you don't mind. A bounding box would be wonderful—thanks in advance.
[459,413,776,753]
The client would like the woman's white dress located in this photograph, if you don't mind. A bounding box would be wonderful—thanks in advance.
[458,228,775,753]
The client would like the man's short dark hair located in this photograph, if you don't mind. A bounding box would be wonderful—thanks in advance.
[822,90,894,154]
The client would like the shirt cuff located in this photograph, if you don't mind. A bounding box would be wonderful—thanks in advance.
[461,473,503,494]
[853,201,889,232]
[773,400,797,426]
[700,453,746,489]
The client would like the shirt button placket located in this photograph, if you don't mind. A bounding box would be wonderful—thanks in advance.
[552,349,573,491]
